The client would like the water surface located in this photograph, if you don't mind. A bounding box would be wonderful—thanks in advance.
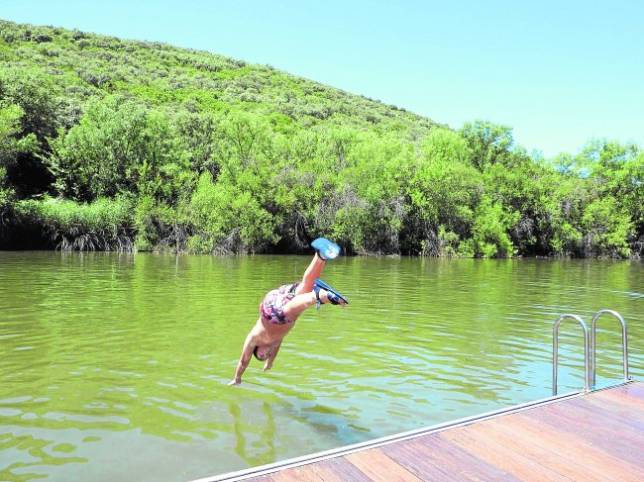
[0,253,642,481]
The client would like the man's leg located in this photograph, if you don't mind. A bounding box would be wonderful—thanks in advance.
[282,253,329,320]
[294,253,325,295]
[281,292,318,321]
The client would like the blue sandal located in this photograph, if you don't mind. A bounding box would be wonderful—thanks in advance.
[311,237,340,261]
[314,278,348,309]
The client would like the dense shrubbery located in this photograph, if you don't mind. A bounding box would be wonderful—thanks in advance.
[0,20,642,258]
[14,197,134,251]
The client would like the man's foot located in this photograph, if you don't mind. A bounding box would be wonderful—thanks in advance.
[314,278,348,308]
[311,238,340,261]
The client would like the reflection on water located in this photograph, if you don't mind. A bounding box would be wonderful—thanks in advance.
[229,401,275,467]
[0,252,642,481]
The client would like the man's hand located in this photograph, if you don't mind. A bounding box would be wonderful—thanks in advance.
[230,332,256,386]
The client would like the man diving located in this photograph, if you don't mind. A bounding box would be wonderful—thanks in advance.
[228,238,348,385]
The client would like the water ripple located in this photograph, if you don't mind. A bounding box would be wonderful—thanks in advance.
[0,253,641,481]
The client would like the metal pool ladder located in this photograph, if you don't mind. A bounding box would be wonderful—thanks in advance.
[552,309,630,395]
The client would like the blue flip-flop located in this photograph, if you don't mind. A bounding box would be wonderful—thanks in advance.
[314,278,348,309]
[311,237,340,261]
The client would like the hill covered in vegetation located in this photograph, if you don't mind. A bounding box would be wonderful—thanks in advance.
[0,19,642,257]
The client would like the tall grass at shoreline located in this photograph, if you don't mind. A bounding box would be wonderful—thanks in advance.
[15,197,135,251]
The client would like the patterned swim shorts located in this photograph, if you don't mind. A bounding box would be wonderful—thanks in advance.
[259,283,299,325]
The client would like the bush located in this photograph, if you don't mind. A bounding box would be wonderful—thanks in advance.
[134,195,185,252]
[461,196,519,258]
[15,197,135,251]
[0,166,14,224]
[189,172,278,253]
[48,96,193,203]
[404,128,482,255]
[581,197,633,258]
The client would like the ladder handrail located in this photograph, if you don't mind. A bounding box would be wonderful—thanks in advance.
[553,314,591,396]
[591,309,629,387]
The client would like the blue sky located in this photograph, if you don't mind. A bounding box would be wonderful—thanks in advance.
[2,0,643,157]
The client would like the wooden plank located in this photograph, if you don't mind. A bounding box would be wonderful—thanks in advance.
[580,396,644,426]
[460,415,605,482]
[313,458,373,482]
[345,448,423,482]
[615,381,644,400]
[378,439,462,482]
[384,434,518,481]
[442,421,571,481]
[288,464,341,482]
[418,435,521,482]
[532,396,642,436]
[569,394,644,421]
[264,466,323,482]
[596,383,644,401]
[264,457,371,482]
[557,397,644,439]
[584,389,644,420]
[494,414,644,481]
[592,389,644,411]
[524,401,644,468]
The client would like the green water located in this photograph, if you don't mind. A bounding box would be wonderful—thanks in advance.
[0,252,642,482]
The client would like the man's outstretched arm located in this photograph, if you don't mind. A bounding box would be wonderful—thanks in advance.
[228,334,255,385]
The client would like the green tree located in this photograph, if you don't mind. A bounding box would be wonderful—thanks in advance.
[0,103,38,221]
[460,195,519,258]
[460,120,514,170]
[0,67,64,196]
[581,196,633,258]
[404,128,482,255]
[48,96,193,203]
[189,172,278,253]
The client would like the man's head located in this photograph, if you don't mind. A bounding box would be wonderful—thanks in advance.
[253,344,274,361]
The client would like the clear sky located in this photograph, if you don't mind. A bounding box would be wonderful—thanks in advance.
[2,0,643,157]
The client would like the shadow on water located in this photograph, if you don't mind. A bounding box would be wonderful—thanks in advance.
[229,401,276,467]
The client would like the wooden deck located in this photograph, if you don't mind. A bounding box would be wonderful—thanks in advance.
[206,382,644,482]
